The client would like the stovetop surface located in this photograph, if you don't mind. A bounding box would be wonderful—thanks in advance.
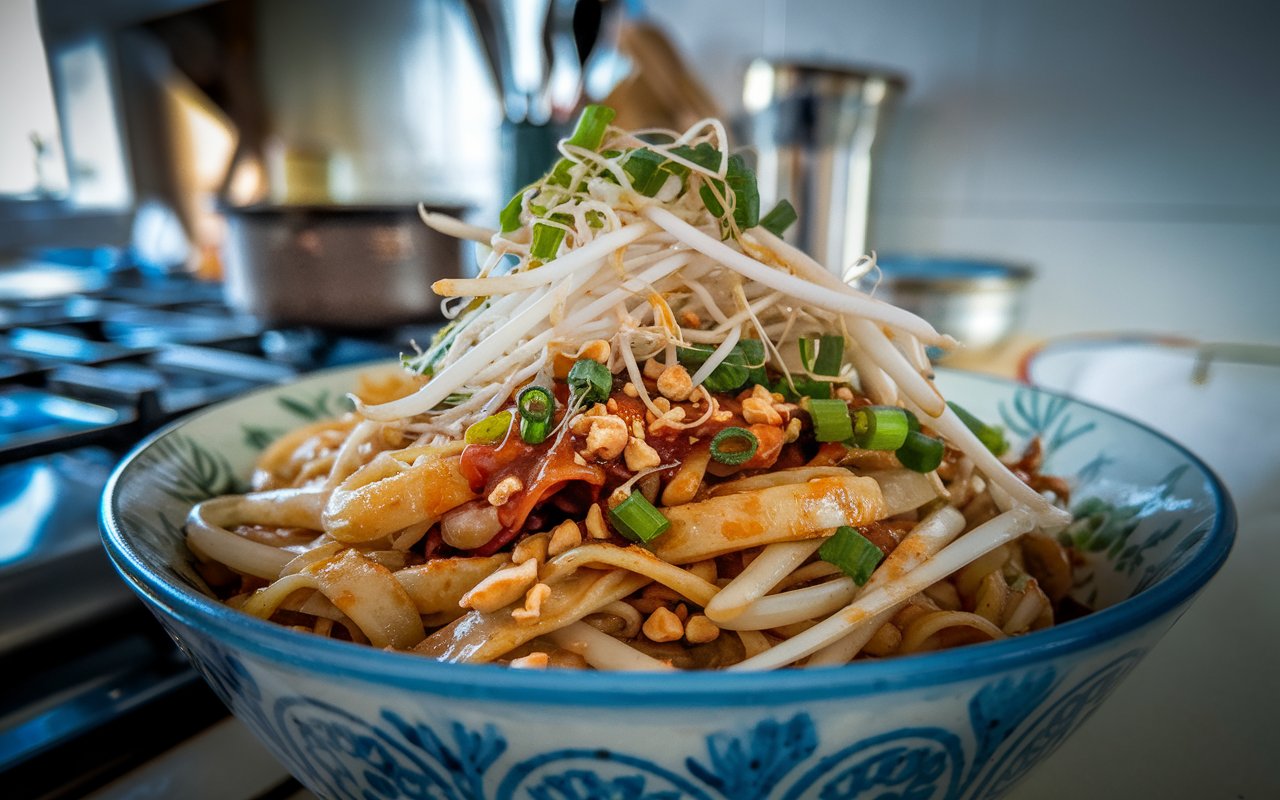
[0,265,439,799]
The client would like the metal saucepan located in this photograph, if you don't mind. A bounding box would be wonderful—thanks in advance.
[221,204,467,328]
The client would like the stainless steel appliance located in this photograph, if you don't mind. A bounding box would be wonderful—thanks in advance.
[742,59,906,274]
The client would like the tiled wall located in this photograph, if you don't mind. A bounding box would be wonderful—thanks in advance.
[646,0,1280,343]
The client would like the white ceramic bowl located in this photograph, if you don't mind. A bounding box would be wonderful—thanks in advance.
[100,366,1234,800]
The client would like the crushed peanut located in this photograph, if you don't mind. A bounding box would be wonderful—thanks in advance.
[673,602,689,622]
[643,358,665,380]
[459,558,538,613]
[624,437,662,472]
[784,417,803,443]
[623,382,639,397]
[487,475,523,506]
[631,419,646,438]
[511,582,551,625]
[606,397,619,412]
[656,364,693,401]
[585,503,609,539]
[509,651,550,669]
[578,339,611,363]
[750,383,774,403]
[512,532,549,566]
[547,520,583,556]
[585,414,628,459]
[742,397,783,426]
[684,615,721,644]
[652,396,672,413]
[642,607,684,642]
[572,452,588,466]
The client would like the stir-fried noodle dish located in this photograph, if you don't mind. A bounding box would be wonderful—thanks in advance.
[188,107,1084,671]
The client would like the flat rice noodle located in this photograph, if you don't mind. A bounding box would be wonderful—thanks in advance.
[393,555,508,617]
[323,454,477,543]
[650,475,892,565]
[241,549,424,649]
[413,568,650,663]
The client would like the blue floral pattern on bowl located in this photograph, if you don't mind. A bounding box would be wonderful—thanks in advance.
[101,366,1234,800]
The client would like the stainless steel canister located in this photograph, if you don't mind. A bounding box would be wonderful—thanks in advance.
[742,60,906,274]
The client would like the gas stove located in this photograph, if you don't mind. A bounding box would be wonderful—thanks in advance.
[0,266,437,799]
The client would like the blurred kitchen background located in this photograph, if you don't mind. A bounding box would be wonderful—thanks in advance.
[1,1,1277,798]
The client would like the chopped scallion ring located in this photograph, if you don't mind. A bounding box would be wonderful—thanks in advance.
[852,406,910,451]
[566,104,617,151]
[897,430,946,473]
[530,213,573,261]
[819,525,884,585]
[808,398,854,442]
[464,410,512,445]
[759,199,798,236]
[608,493,670,544]
[519,415,550,445]
[516,385,554,423]
[709,427,759,465]
[948,401,1009,456]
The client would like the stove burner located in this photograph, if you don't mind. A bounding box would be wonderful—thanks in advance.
[0,266,434,796]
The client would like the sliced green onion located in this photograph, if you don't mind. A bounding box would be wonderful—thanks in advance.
[608,493,670,544]
[851,406,910,451]
[799,335,845,376]
[808,398,854,443]
[819,525,884,586]
[464,410,512,445]
[519,416,550,445]
[759,199,798,236]
[773,376,831,401]
[897,430,945,473]
[567,358,612,405]
[947,401,1009,456]
[566,104,616,151]
[499,192,524,232]
[709,426,759,465]
[530,213,573,261]
[517,385,554,422]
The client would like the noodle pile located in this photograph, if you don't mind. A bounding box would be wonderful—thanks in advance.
[186,108,1080,671]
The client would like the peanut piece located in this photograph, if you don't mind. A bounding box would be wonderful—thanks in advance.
[656,364,693,402]
[547,520,583,556]
[684,614,721,644]
[487,475,523,506]
[642,607,684,643]
[459,558,538,613]
[624,437,662,472]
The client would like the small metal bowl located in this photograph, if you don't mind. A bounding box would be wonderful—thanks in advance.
[862,255,1032,351]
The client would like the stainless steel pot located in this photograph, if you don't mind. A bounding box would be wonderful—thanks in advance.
[221,204,467,328]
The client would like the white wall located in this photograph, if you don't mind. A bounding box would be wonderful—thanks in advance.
[646,0,1280,343]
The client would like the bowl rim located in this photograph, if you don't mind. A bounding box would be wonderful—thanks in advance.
[100,367,1236,707]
